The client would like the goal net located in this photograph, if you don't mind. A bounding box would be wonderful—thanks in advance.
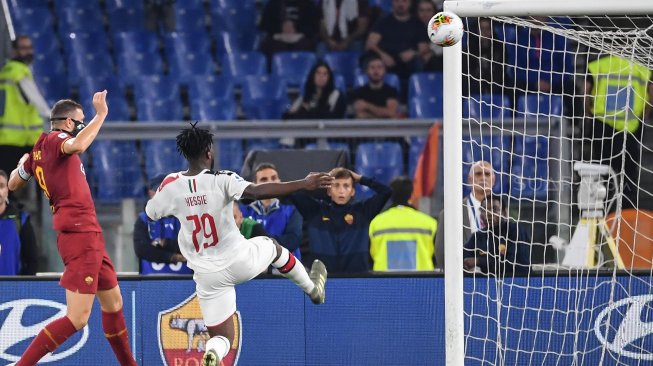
[443,2,653,365]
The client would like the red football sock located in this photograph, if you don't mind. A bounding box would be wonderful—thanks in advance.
[102,309,137,366]
[17,316,77,366]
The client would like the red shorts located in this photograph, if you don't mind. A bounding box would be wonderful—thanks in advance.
[56,231,118,294]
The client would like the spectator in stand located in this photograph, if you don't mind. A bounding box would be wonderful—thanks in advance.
[434,160,495,270]
[233,202,269,239]
[259,0,319,46]
[0,169,38,275]
[133,174,191,275]
[260,19,314,62]
[283,61,347,120]
[144,0,175,32]
[463,194,531,276]
[240,163,303,259]
[289,168,392,273]
[317,0,371,55]
[351,53,400,119]
[417,0,443,72]
[463,18,508,95]
[369,176,437,271]
[365,0,429,81]
[0,35,50,180]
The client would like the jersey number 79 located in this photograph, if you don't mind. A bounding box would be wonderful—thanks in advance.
[186,214,219,252]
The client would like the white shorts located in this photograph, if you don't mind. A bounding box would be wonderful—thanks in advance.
[194,236,277,326]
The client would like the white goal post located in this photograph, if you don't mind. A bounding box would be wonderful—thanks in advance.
[442,1,653,365]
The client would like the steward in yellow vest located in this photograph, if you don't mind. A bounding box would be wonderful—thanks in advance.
[369,177,438,271]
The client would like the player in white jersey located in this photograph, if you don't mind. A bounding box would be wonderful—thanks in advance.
[145,123,331,366]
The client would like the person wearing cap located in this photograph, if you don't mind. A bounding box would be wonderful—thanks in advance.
[133,174,191,275]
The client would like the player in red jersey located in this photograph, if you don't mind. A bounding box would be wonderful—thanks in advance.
[8,91,137,366]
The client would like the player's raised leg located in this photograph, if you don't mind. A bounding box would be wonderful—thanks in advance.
[270,242,327,304]
[97,285,138,366]
[16,290,94,366]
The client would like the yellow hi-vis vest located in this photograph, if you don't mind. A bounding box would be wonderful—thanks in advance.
[588,55,651,133]
[369,205,438,271]
[0,60,43,146]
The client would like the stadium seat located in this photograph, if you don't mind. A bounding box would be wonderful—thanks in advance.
[271,52,317,87]
[216,139,244,173]
[174,5,207,32]
[91,141,144,201]
[61,31,110,56]
[116,51,165,86]
[33,73,69,107]
[24,32,60,56]
[510,135,549,200]
[210,2,257,33]
[323,51,360,87]
[220,52,267,86]
[516,94,564,119]
[214,31,241,56]
[463,94,511,119]
[409,96,443,119]
[187,75,234,101]
[241,75,287,105]
[142,140,186,179]
[113,31,160,55]
[190,98,237,121]
[66,53,115,87]
[107,7,146,32]
[368,0,392,13]
[167,51,217,82]
[7,0,48,10]
[137,99,184,122]
[78,76,126,103]
[164,31,212,56]
[462,135,511,196]
[241,99,289,120]
[356,142,404,184]
[354,72,401,93]
[408,137,427,179]
[11,7,55,39]
[80,95,131,122]
[56,7,105,34]
[132,75,181,102]
[105,0,143,12]
[408,72,443,101]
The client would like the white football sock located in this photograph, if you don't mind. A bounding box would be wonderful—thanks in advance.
[272,247,315,293]
[206,336,230,361]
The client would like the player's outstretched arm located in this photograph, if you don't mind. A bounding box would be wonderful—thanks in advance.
[241,172,333,200]
[63,90,108,154]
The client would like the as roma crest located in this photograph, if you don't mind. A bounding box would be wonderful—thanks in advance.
[158,293,242,366]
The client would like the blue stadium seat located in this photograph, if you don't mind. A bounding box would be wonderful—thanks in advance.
[242,99,289,120]
[67,53,114,87]
[91,141,144,201]
[356,142,404,184]
[241,75,287,105]
[271,52,317,87]
[462,135,511,196]
[7,0,48,10]
[408,72,443,100]
[33,73,69,107]
[11,7,54,38]
[54,0,101,12]
[24,31,60,56]
[323,51,360,87]
[214,31,241,57]
[80,95,131,122]
[510,135,549,200]
[210,2,257,33]
[61,31,110,56]
[107,7,145,32]
[174,5,207,32]
[56,7,105,34]
[167,51,216,82]
[137,99,184,122]
[220,52,267,86]
[105,0,143,12]
[354,72,401,93]
[190,98,236,121]
[132,75,181,102]
[164,31,212,56]
[142,140,186,179]
[463,94,511,119]
[408,137,427,179]
[516,94,564,118]
[187,75,234,101]
[113,31,160,55]
[216,139,244,173]
[368,0,392,13]
[116,51,165,86]
[409,96,443,119]
[78,76,126,103]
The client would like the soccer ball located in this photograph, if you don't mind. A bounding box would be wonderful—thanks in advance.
[427,11,464,47]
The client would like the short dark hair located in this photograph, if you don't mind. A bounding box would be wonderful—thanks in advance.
[50,99,82,120]
[363,52,382,70]
[390,176,413,205]
[11,35,30,49]
[481,193,506,213]
[176,122,213,161]
[329,167,353,181]
[254,162,277,174]
[0,169,7,181]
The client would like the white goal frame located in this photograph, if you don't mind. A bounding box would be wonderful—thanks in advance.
[441,1,653,365]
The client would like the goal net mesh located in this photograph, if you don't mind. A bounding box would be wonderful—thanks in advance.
[459,14,653,365]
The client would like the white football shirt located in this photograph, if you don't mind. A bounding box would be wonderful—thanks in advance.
[145,169,252,273]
